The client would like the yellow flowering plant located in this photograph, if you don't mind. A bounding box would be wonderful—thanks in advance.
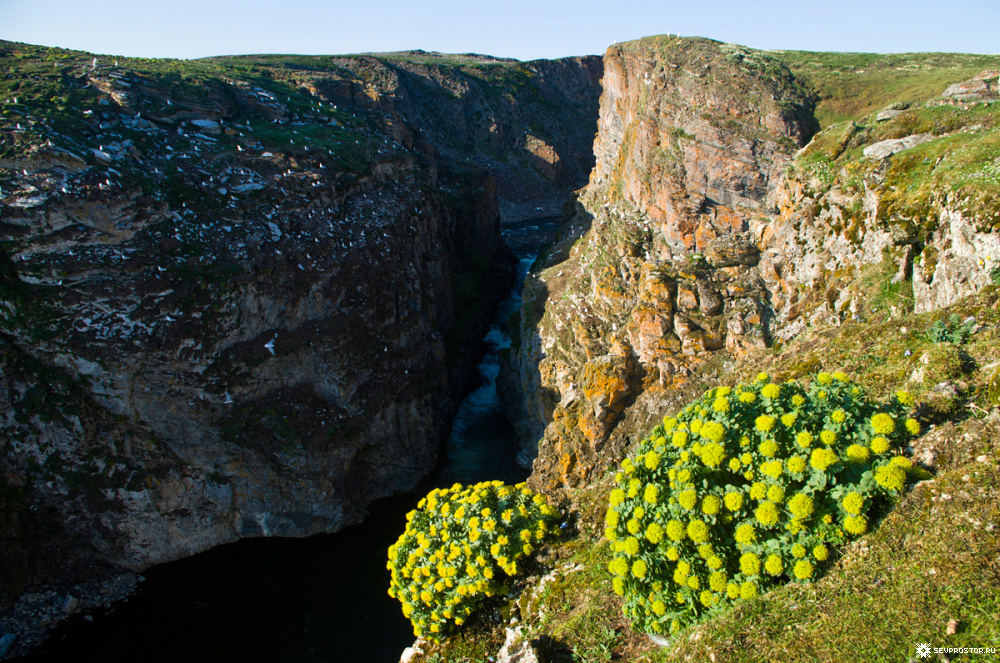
[387,480,562,641]
[604,372,921,637]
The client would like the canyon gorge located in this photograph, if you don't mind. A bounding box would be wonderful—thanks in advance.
[0,42,601,612]
[2,34,1000,662]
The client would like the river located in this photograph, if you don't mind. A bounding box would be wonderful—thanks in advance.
[14,224,553,663]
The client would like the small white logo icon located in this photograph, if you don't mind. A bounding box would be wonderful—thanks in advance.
[915,642,933,658]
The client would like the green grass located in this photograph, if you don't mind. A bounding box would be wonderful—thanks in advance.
[858,253,915,317]
[791,100,1000,233]
[773,50,1000,127]
[661,458,1000,662]
[524,541,624,661]
[882,128,1000,229]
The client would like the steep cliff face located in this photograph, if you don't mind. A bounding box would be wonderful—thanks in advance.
[509,37,814,491]
[255,50,604,221]
[0,42,602,606]
[514,37,1000,494]
[591,37,816,252]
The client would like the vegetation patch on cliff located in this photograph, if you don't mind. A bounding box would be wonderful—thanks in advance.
[792,93,1000,237]
[775,50,1000,128]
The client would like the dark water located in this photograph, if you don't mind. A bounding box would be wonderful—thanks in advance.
[433,253,535,487]
[16,243,542,663]
[18,497,420,663]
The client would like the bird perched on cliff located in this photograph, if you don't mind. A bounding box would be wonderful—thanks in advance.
[264,335,276,355]
[223,391,234,404]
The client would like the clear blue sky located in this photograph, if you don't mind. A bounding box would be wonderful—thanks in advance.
[2,0,998,61]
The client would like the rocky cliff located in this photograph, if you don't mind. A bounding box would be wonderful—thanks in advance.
[511,37,816,490]
[274,50,604,221]
[0,41,602,612]
[590,38,815,249]
[510,36,1000,494]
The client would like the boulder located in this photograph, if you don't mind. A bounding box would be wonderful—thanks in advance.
[677,284,699,310]
[942,70,999,101]
[875,109,904,121]
[674,316,724,355]
[862,133,935,160]
[399,640,425,663]
[697,279,723,315]
[580,355,632,414]
[0,144,88,172]
[189,119,222,135]
[0,634,15,658]
[62,595,81,615]
[497,626,541,663]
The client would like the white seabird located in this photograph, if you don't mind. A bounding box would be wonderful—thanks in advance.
[264,335,276,355]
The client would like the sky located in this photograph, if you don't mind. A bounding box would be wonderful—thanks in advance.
[1,0,998,61]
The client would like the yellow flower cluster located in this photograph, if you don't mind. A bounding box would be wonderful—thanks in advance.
[605,371,921,637]
[870,412,896,435]
[387,481,561,641]
[761,383,781,400]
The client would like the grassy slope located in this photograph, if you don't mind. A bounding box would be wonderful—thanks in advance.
[0,40,552,165]
[797,102,1000,230]
[773,50,1000,128]
[0,41,374,170]
[768,48,1000,249]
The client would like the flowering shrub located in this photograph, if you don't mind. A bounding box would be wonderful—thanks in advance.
[604,372,921,636]
[387,480,562,641]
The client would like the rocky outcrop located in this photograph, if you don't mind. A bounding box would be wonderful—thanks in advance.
[508,37,814,491]
[910,208,1000,313]
[513,37,1000,495]
[861,133,934,159]
[942,69,999,102]
[516,200,775,492]
[590,37,815,253]
[0,42,602,610]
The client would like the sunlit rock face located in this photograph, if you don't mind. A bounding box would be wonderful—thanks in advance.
[514,39,1000,495]
[512,37,817,492]
[590,37,816,254]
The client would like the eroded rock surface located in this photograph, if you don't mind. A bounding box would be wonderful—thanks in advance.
[511,37,1000,495]
[0,42,602,617]
[508,38,813,490]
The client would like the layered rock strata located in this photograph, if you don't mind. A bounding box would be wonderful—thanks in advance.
[512,38,1000,494]
[508,38,815,489]
[0,42,602,606]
